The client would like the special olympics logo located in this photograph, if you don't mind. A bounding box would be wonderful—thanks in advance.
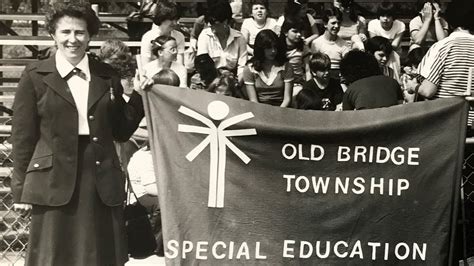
[178,101,257,208]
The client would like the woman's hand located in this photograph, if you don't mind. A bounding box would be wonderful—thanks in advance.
[133,72,154,94]
[13,203,32,217]
[432,2,441,20]
[421,2,433,21]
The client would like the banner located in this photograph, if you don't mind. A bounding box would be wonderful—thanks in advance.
[143,86,468,265]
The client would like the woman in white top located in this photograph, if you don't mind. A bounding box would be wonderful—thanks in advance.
[197,0,248,82]
[240,0,278,56]
[409,0,448,52]
[140,0,185,67]
[143,35,188,88]
[368,1,406,52]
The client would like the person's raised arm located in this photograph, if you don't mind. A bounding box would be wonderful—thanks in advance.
[236,36,249,83]
[140,31,154,68]
[240,23,254,56]
[411,3,433,45]
[391,31,404,50]
[432,3,448,41]
[280,63,294,107]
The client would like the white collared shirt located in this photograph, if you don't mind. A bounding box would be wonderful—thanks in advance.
[197,27,248,76]
[55,51,90,135]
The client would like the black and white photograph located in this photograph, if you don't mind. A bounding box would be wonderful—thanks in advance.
[0,0,473,265]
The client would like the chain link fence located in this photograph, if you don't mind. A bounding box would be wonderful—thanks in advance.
[0,129,29,266]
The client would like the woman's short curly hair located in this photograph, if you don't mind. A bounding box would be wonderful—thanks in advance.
[46,2,100,36]
[99,40,136,79]
[99,40,130,60]
[102,52,137,79]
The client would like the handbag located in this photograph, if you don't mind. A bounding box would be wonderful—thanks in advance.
[124,177,157,258]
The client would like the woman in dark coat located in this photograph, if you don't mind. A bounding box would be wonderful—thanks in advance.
[11,3,144,265]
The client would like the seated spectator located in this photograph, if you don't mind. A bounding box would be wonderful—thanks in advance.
[98,40,137,97]
[152,69,181,87]
[189,0,239,51]
[400,47,424,102]
[99,39,130,59]
[311,8,350,81]
[244,29,294,107]
[241,0,278,56]
[207,71,242,98]
[280,16,312,93]
[333,0,367,50]
[98,39,142,172]
[368,1,406,53]
[409,0,448,52]
[416,0,474,128]
[365,36,401,82]
[189,54,219,91]
[143,35,187,88]
[341,50,402,110]
[140,0,185,67]
[295,89,323,110]
[127,143,163,256]
[302,52,343,111]
[197,0,248,82]
[276,0,320,46]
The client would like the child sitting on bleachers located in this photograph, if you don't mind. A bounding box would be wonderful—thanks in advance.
[368,0,406,54]
[301,52,343,111]
[207,70,242,98]
[400,47,425,102]
[366,36,401,82]
[152,69,181,87]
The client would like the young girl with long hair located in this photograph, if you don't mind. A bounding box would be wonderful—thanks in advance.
[243,29,294,107]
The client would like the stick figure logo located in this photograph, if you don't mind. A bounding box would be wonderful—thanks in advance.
[178,101,257,208]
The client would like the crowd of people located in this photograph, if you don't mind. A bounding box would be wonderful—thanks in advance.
[9,0,474,265]
[134,0,473,114]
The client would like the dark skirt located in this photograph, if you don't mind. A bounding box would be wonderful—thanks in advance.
[26,136,128,266]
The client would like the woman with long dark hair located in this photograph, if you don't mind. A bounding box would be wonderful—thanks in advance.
[243,29,294,107]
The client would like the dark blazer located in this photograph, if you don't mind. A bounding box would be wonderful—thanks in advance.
[11,55,144,207]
